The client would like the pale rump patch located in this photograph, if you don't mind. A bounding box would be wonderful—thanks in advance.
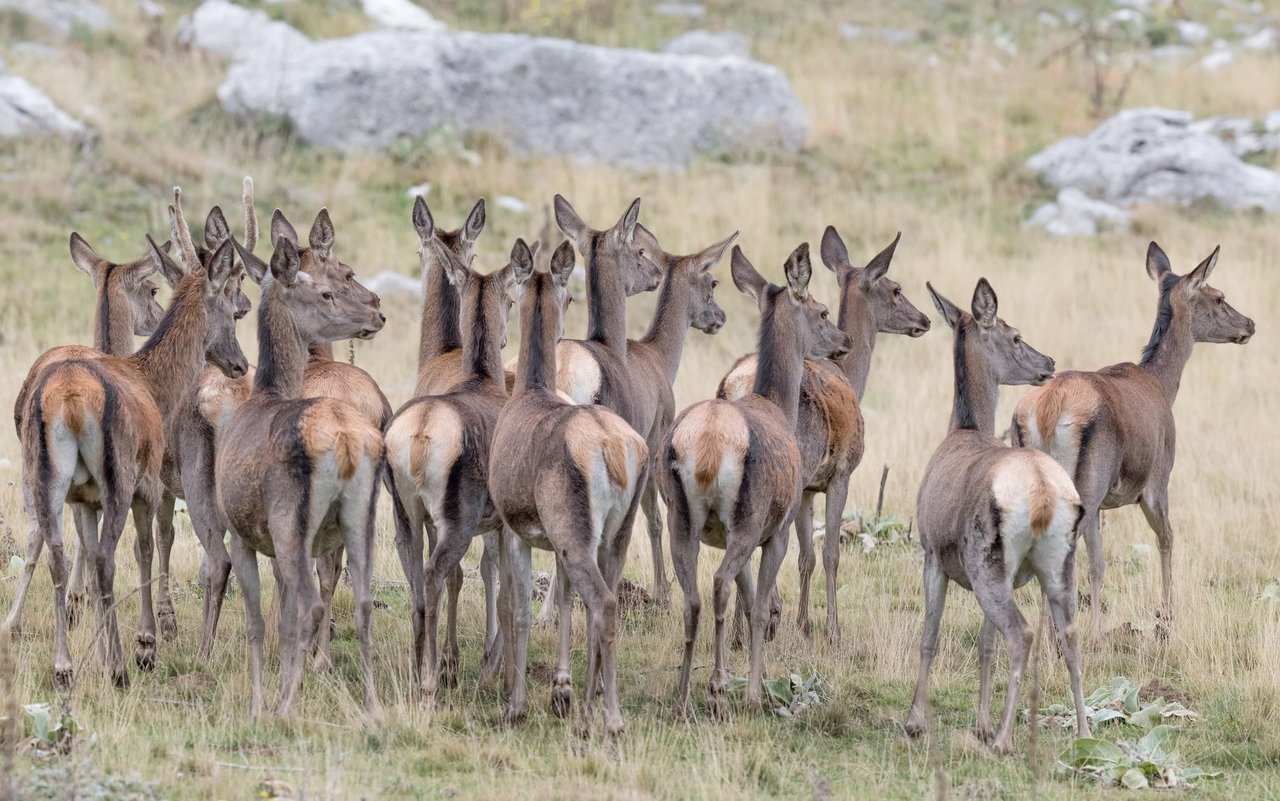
[303,363,387,430]
[197,368,254,431]
[1017,379,1099,451]
[672,401,750,494]
[41,369,104,438]
[991,453,1080,542]
[301,401,383,481]
[564,412,645,490]
[719,354,757,401]
[555,342,602,405]
[387,402,462,488]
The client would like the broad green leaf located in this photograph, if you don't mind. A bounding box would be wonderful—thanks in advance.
[6,555,22,578]
[1123,682,1141,714]
[1137,724,1177,761]
[1130,699,1166,731]
[1090,708,1127,725]
[1121,767,1149,789]
[1059,737,1126,768]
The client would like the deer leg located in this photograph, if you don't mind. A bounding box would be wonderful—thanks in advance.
[270,557,296,709]
[154,492,178,642]
[732,563,755,656]
[67,506,97,631]
[389,488,427,690]
[3,482,47,636]
[747,525,788,710]
[975,616,997,743]
[822,479,850,646]
[310,551,341,671]
[551,556,574,719]
[35,467,75,690]
[421,508,479,700]
[641,479,669,608]
[504,532,534,726]
[1078,507,1105,633]
[442,562,463,690]
[1038,541,1090,739]
[970,561,1031,755]
[668,494,704,720]
[477,528,504,683]
[710,533,760,721]
[1139,489,1174,640]
[95,488,132,690]
[226,535,265,716]
[131,498,158,673]
[563,551,620,738]
[341,480,382,718]
[794,491,816,639]
[905,551,948,738]
[276,540,323,719]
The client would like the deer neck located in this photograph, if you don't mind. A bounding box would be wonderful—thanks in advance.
[584,244,628,359]
[948,322,998,436]
[129,277,209,421]
[95,269,136,357]
[513,280,559,398]
[253,283,308,399]
[751,292,804,428]
[418,253,461,375]
[834,290,878,400]
[308,341,336,362]
[460,286,506,389]
[640,266,691,384]
[1139,295,1194,404]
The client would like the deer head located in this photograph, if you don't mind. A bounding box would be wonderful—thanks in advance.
[634,224,735,334]
[193,239,250,378]
[820,227,930,337]
[732,243,853,361]
[432,235,536,352]
[554,194,661,295]
[1145,242,1255,349]
[70,232,171,336]
[254,237,387,345]
[928,278,1054,386]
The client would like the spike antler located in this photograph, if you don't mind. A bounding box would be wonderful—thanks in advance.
[170,186,201,272]
[242,176,258,254]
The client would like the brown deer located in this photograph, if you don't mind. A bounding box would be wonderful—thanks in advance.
[1011,243,1255,634]
[215,234,387,718]
[657,243,852,719]
[904,278,1089,755]
[4,233,178,634]
[490,240,648,735]
[719,229,930,644]
[19,236,246,689]
[385,237,533,699]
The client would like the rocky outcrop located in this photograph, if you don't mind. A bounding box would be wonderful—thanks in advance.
[0,0,112,34]
[1024,189,1132,238]
[0,65,87,141]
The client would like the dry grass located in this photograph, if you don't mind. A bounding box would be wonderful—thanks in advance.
[1,1,1279,798]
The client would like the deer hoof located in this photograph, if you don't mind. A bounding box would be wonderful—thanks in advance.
[53,664,74,692]
[157,605,177,642]
[135,634,156,672]
[504,705,527,728]
[66,593,86,630]
[798,616,813,639]
[706,689,728,721]
[112,667,130,690]
[551,677,573,719]
[976,723,995,744]
[903,711,927,739]
[440,653,460,689]
[990,737,1014,756]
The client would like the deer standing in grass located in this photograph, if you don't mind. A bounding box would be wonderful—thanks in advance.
[904,278,1089,755]
[4,234,178,635]
[490,240,648,735]
[658,243,852,718]
[1012,243,1254,634]
[386,237,533,699]
[215,234,387,718]
[719,228,930,644]
[19,236,246,689]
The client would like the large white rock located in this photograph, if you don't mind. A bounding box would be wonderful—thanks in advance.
[663,30,749,59]
[1024,188,1131,237]
[0,74,87,140]
[0,0,112,33]
[214,22,807,169]
[1026,107,1280,212]
[360,0,444,32]
[182,0,309,61]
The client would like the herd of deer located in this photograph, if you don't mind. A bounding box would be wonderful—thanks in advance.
[1,178,1255,750]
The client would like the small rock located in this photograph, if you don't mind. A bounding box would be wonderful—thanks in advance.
[1024,188,1131,238]
[0,74,88,141]
[137,0,164,19]
[654,2,704,17]
[1174,19,1209,45]
[495,195,527,214]
[1241,27,1277,52]
[10,42,64,61]
[360,0,444,32]
[362,271,420,297]
[405,181,431,199]
[840,24,917,44]
[663,29,749,59]
[183,0,309,61]
[1147,44,1194,62]
[0,0,113,34]
[1200,48,1236,70]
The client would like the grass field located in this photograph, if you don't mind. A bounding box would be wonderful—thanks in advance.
[1,1,1279,798]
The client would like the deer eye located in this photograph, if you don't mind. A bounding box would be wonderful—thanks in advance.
[346,272,355,282]
[820,311,829,320]
[1013,334,1022,344]
[893,287,902,297]
[711,280,719,289]
[150,287,158,297]
[322,291,334,301]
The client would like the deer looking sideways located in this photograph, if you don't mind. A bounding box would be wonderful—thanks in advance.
[904,279,1089,755]
[658,243,852,719]
[489,240,648,735]
[1011,242,1254,635]
[17,234,246,689]
[718,228,930,645]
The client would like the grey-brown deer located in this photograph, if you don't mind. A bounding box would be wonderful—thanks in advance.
[490,240,648,735]
[385,237,533,699]
[1011,242,1254,634]
[215,232,386,718]
[904,278,1089,755]
[18,235,245,689]
[658,243,852,719]
[718,228,930,644]
[412,196,487,396]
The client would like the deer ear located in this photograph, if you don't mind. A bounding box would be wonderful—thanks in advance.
[205,239,237,291]
[820,226,848,274]
[69,233,101,276]
[528,239,543,264]
[271,209,299,249]
[1146,241,1172,282]
[696,230,738,273]
[205,206,231,250]
[863,231,901,283]
[146,235,185,288]
[270,237,300,286]
[632,222,661,258]
[231,235,268,285]
[784,243,813,300]
[730,245,768,303]
[553,194,586,245]
[309,208,335,258]
[412,195,434,242]
[971,277,998,328]
[437,244,471,290]
[927,282,963,330]
[1184,245,1220,295]
[463,198,486,243]
[549,239,576,287]
[614,197,641,242]
[507,237,535,286]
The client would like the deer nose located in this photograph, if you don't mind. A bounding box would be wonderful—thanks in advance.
[379,313,387,324]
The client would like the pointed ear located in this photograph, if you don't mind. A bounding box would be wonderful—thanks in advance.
[971,277,998,328]
[69,232,100,275]
[863,231,901,283]
[696,230,738,272]
[819,225,848,274]
[146,235,185,288]
[614,197,641,242]
[528,239,543,264]
[463,198,486,243]
[1184,245,1220,295]
[435,241,471,289]
[205,239,237,291]
[730,245,768,303]
[230,234,268,284]
[506,237,535,287]
[271,209,299,248]
[412,195,435,243]
[783,243,813,300]
[270,237,300,286]
[553,194,586,245]
[927,282,964,330]
[632,222,661,259]
[1146,241,1172,281]
[205,206,231,250]
[309,208,335,258]
[549,239,576,287]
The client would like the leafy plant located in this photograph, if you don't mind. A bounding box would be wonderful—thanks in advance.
[1029,676,1200,730]
[22,703,80,756]
[1257,578,1280,604]
[1058,725,1222,789]
[840,511,912,555]
[762,673,828,718]
[16,760,160,800]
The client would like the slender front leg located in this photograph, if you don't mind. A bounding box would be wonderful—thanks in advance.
[709,533,761,720]
[551,557,574,718]
[342,485,382,718]
[1078,508,1105,633]
[747,527,788,709]
[504,532,534,726]
[442,564,463,689]
[904,551,948,738]
[477,529,504,683]
[313,550,342,671]
[96,491,132,689]
[975,616,997,743]
[822,479,850,645]
[228,535,265,717]
[1139,490,1175,639]
[1043,552,1090,738]
[66,506,97,631]
[154,492,178,641]
[641,480,669,608]
[668,497,703,720]
[131,499,158,672]
[793,491,816,638]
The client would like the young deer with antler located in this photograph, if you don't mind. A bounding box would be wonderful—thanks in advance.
[904,279,1089,755]
[658,244,852,719]
[216,232,386,718]
[1011,243,1254,634]
[719,228,930,644]
[4,234,179,635]
[386,237,533,699]
[19,233,246,689]
[490,241,648,735]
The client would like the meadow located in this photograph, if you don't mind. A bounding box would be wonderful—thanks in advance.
[0,1,1278,798]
